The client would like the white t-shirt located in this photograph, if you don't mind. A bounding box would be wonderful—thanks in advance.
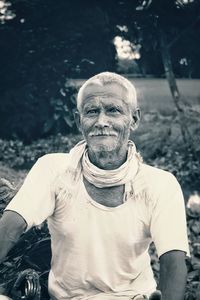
[5,154,189,300]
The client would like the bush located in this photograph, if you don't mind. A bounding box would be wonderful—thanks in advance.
[0,134,82,169]
[0,80,78,142]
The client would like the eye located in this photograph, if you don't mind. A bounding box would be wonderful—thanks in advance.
[107,107,121,114]
[86,109,98,115]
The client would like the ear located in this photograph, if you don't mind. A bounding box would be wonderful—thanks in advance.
[74,110,82,133]
[131,108,140,131]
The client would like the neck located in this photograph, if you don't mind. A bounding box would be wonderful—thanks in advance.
[88,147,128,170]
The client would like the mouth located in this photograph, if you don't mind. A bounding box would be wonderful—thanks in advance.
[89,133,117,137]
[90,135,117,139]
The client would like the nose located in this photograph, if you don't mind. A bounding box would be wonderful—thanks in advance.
[95,111,109,128]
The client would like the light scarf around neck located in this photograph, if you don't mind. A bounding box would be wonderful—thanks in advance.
[54,140,142,202]
[82,140,141,188]
[66,139,142,187]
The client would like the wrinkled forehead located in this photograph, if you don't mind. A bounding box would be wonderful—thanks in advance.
[77,79,137,111]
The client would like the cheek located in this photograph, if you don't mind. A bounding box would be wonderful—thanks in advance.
[80,118,95,134]
[115,118,132,135]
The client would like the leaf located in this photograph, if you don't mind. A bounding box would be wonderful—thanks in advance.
[191,221,200,235]
[191,257,200,270]
[63,115,73,127]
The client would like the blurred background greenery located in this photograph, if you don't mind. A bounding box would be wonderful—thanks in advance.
[0,0,199,140]
[0,0,199,192]
[0,1,200,298]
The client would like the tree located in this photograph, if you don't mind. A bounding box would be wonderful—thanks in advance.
[101,0,200,148]
[0,0,15,23]
[136,0,200,147]
[0,0,116,141]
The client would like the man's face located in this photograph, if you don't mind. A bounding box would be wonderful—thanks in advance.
[77,82,135,155]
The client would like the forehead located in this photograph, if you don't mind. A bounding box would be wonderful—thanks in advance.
[80,82,131,109]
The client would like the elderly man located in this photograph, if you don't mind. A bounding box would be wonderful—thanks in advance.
[0,72,189,300]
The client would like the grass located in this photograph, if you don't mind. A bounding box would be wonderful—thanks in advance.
[72,78,200,114]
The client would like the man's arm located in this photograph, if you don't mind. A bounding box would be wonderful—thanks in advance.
[158,250,187,300]
[0,210,27,264]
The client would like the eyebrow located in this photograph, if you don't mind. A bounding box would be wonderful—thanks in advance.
[105,103,123,110]
[83,103,98,110]
[81,96,129,112]
[83,103,124,112]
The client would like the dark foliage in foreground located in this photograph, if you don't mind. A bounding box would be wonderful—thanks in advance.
[0,134,81,169]
[0,132,199,193]
[0,134,200,299]
[0,192,200,299]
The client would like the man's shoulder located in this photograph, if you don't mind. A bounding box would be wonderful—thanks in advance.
[38,152,70,163]
[138,163,179,193]
[36,153,71,174]
[140,163,173,178]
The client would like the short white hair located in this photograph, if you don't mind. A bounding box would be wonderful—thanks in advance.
[76,72,137,111]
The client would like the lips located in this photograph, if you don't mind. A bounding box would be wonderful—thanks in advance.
[89,132,117,137]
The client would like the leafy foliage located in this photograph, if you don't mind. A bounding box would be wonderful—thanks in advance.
[0,0,15,24]
[0,134,82,169]
[43,80,78,136]
[0,0,116,141]
[0,79,79,142]
[0,0,200,141]
[104,0,200,77]
[0,131,200,298]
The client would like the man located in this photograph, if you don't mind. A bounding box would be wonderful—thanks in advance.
[0,72,189,300]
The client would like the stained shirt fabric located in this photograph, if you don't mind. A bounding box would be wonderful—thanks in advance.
[5,153,190,300]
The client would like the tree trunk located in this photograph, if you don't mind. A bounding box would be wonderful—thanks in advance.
[159,28,183,110]
[159,27,193,147]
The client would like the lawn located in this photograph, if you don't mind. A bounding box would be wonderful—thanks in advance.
[72,78,200,113]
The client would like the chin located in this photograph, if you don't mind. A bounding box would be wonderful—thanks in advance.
[89,141,118,153]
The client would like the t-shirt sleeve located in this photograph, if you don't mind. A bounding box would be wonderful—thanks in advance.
[150,173,190,258]
[4,155,56,230]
